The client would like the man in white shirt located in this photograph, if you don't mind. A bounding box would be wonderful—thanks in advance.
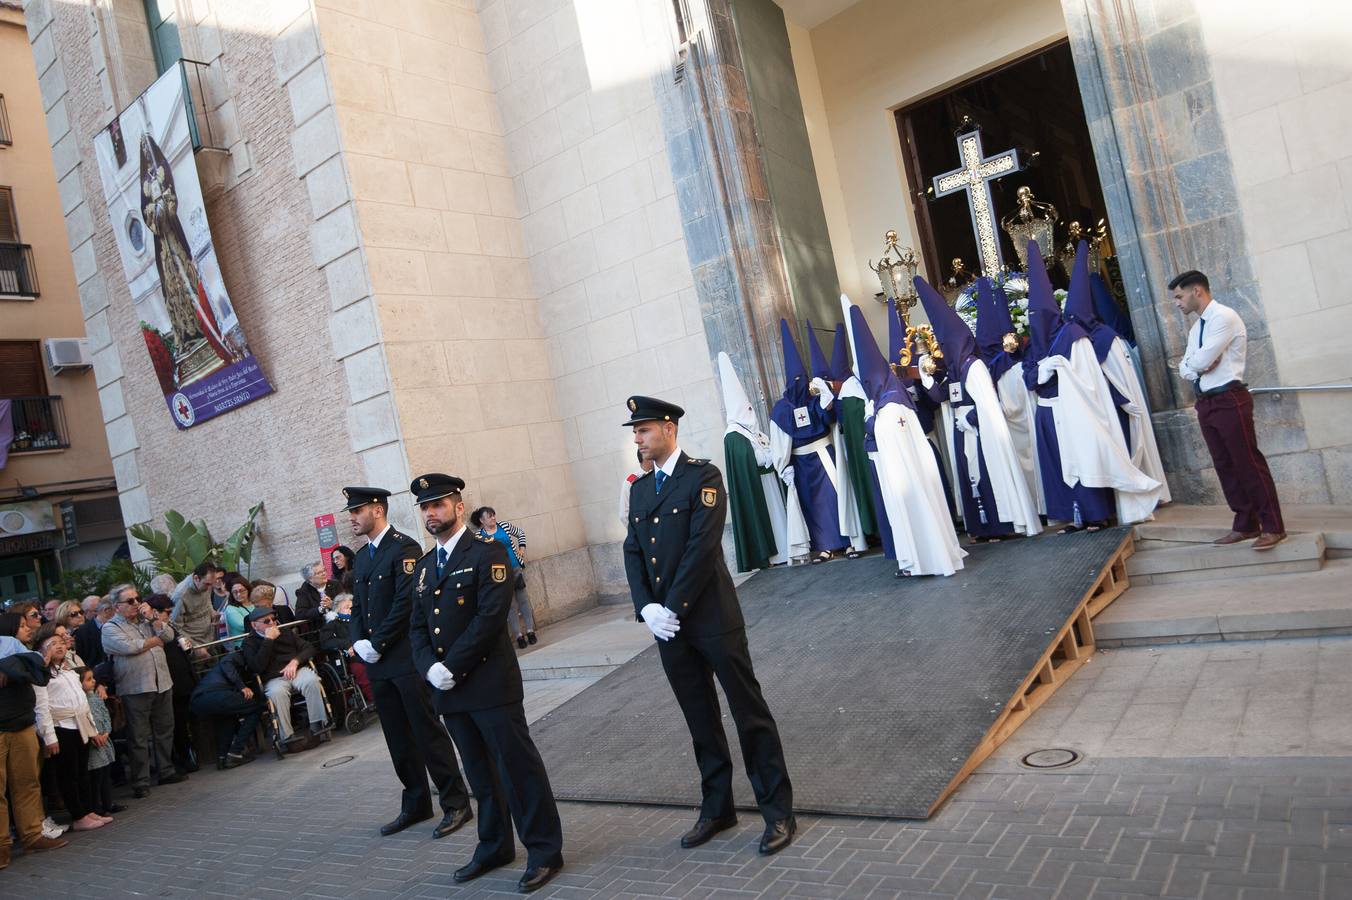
[1171,270,1285,549]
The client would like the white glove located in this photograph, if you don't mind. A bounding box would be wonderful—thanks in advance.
[426,662,455,691]
[781,466,796,488]
[640,603,680,641]
[810,377,834,409]
[352,639,380,664]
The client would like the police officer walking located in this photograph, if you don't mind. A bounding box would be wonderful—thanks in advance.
[344,486,472,839]
[406,474,564,894]
[621,397,796,855]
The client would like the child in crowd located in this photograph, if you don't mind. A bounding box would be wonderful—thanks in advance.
[83,668,123,817]
[319,596,371,703]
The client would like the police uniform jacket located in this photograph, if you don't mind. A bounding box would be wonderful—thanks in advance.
[623,452,744,637]
[408,530,523,714]
[349,527,424,681]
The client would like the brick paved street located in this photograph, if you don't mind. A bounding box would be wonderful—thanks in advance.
[9,638,1352,899]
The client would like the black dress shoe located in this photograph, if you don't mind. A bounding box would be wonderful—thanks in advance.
[132,787,150,799]
[157,773,187,786]
[516,636,528,649]
[679,815,737,849]
[758,816,797,855]
[106,804,128,814]
[453,855,513,883]
[526,632,537,645]
[518,864,562,893]
[379,810,433,836]
[432,806,473,839]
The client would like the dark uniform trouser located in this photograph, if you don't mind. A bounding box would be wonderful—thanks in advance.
[371,673,470,815]
[657,628,793,825]
[443,703,564,869]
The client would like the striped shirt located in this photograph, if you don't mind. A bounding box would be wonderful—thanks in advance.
[479,522,526,568]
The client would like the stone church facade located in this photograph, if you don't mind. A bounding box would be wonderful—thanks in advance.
[20,0,1350,613]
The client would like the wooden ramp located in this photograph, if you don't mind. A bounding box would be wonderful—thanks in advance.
[531,527,1136,819]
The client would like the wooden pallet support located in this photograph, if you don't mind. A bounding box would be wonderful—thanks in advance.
[926,532,1134,816]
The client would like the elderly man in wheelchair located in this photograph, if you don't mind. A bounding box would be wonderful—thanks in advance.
[240,607,330,752]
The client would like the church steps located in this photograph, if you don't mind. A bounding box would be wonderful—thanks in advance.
[1096,558,1352,646]
[1124,532,1324,585]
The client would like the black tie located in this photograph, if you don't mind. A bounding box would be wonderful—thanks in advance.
[1198,318,1205,348]
[368,542,375,560]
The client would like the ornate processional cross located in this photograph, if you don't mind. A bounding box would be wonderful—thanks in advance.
[931,125,1021,276]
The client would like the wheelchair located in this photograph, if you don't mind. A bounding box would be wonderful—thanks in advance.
[256,660,336,759]
[315,650,377,735]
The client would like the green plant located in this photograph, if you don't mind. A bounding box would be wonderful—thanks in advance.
[57,558,152,598]
[128,501,263,580]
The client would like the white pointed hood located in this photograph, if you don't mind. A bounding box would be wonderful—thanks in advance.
[718,351,763,440]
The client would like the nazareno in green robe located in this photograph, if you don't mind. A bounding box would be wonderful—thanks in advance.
[723,430,781,572]
[835,395,878,536]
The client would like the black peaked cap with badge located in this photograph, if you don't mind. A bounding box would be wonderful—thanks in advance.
[405,472,522,714]
[344,485,424,681]
[411,473,466,505]
[622,396,685,427]
[342,486,391,512]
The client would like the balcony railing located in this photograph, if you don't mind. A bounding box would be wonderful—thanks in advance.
[0,242,39,298]
[6,396,69,453]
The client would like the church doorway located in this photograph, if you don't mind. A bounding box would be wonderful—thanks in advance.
[896,39,1107,289]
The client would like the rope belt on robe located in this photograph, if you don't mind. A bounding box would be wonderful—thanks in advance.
[790,436,839,492]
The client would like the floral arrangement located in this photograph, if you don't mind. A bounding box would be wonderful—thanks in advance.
[954,272,1067,340]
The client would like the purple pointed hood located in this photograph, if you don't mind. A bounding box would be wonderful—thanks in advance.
[975,278,1019,381]
[779,318,810,404]
[1091,271,1136,347]
[914,275,978,379]
[806,320,832,380]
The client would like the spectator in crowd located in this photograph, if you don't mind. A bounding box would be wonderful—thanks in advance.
[294,562,333,626]
[145,595,198,773]
[619,449,655,527]
[189,651,264,770]
[209,575,231,614]
[331,546,356,592]
[149,574,177,596]
[222,576,253,642]
[319,594,372,703]
[249,582,295,626]
[170,562,223,651]
[80,596,101,618]
[42,598,60,624]
[471,506,537,648]
[240,607,327,751]
[83,667,122,817]
[0,611,67,867]
[74,599,113,669]
[101,584,186,799]
[32,625,108,832]
[53,603,88,665]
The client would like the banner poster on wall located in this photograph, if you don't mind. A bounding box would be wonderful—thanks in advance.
[93,66,273,429]
[315,513,339,580]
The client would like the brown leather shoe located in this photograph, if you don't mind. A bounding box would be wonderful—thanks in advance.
[1252,532,1287,551]
[23,835,68,852]
[1213,530,1260,545]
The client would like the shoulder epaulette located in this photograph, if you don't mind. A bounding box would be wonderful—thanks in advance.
[634,470,653,481]
[687,458,707,466]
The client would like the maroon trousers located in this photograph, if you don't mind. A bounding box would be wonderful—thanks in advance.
[1195,385,1284,534]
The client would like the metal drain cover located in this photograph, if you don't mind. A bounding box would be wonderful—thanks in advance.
[1020,748,1082,769]
[321,755,355,768]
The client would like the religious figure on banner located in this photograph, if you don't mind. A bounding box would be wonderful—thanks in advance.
[139,133,231,364]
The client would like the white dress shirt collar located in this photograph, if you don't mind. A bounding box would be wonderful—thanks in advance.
[655,447,683,478]
[369,524,392,549]
[436,525,468,557]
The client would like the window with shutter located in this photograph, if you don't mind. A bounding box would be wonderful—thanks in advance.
[0,187,17,243]
[0,340,46,398]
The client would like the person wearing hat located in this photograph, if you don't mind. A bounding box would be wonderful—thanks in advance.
[240,604,328,750]
[344,486,472,840]
[621,396,797,856]
[407,473,564,894]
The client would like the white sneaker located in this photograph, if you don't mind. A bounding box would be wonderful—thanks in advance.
[42,816,69,838]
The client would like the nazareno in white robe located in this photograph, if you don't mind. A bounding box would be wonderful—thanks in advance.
[871,400,967,576]
[1037,338,1163,524]
[955,358,1043,537]
[995,364,1046,517]
[1100,336,1172,505]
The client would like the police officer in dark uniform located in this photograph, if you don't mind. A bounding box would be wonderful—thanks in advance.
[344,486,472,839]
[621,396,796,855]
[406,473,564,894]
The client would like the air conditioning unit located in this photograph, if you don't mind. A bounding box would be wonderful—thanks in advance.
[44,337,93,374]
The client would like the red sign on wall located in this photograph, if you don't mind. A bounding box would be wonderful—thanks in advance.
[315,514,338,580]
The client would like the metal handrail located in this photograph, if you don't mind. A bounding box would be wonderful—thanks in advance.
[1250,385,1352,396]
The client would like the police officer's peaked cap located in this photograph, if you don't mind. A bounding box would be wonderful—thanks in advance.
[410,473,466,504]
[622,396,685,427]
[342,486,391,511]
